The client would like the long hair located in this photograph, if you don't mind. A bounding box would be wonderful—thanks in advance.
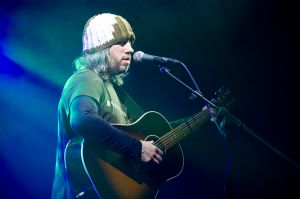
[73,48,128,85]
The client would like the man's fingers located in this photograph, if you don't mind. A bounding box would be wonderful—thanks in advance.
[155,153,162,162]
[153,158,160,164]
[152,155,161,164]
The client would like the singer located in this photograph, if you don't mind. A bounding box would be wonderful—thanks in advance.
[51,13,214,199]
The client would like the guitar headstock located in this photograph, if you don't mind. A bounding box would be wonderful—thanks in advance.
[213,87,234,108]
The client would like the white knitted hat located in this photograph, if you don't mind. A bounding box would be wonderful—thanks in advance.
[82,13,135,54]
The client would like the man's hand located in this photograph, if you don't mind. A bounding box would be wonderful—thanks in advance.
[202,105,218,121]
[140,140,163,164]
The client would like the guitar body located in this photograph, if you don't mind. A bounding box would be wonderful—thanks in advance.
[65,111,184,199]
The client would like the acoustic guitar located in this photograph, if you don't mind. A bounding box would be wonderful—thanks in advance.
[65,88,232,199]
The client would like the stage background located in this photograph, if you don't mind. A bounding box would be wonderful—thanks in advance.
[1,0,299,198]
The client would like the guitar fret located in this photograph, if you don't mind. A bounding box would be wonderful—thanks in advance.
[159,109,210,150]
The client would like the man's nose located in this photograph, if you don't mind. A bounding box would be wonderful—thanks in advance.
[124,42,134,54]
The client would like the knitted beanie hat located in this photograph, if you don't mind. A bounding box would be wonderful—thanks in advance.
[82,13,135,54]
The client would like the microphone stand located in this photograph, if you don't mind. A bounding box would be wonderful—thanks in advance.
[159,65,216,107]
[159,65,233,198]
[158,64,300,198]
[158,65,300,170]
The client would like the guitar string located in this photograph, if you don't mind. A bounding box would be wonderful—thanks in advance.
[154,109,210,150]
[155,110,207,147]
[160,114,209,149]
[155,111,208,149]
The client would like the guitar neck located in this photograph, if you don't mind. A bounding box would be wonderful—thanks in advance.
[155,108,211,150]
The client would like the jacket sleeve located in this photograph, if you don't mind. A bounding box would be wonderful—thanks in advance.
[69,95,142,160]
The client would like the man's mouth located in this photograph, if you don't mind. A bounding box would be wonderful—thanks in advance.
[121,59,130,66]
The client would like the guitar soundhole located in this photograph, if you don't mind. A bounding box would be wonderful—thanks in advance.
[144,134,159,142]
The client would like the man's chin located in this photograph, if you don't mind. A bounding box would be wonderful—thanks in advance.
[119,65,130,73]
[109,65,130,75]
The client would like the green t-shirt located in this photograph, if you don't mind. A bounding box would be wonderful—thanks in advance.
[61,68,128,125]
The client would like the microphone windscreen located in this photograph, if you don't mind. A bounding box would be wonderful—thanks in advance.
[133,51,144,62]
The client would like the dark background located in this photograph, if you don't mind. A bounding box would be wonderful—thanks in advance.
[1,0,299,198]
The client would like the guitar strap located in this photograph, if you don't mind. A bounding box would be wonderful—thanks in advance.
[113,83,145,122]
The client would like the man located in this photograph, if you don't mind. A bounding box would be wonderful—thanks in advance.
[51,13,164,199]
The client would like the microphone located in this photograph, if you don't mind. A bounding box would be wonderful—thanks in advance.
[133,51,181,65]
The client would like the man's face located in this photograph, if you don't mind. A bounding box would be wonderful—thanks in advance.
[108,41,134,75]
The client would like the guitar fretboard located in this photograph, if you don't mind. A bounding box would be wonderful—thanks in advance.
[155,108,211,150]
